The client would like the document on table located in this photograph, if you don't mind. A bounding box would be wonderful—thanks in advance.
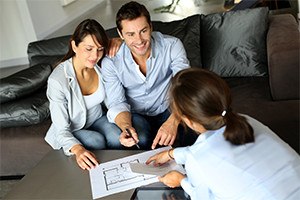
[89,146,185,199]
[130,161,184,176]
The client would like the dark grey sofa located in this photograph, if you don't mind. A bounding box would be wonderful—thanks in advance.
[1,7,299,177]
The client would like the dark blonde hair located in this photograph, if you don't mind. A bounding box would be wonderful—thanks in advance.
[170,68,254,145]
[58,19,109,66]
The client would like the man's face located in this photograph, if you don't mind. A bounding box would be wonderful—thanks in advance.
[118,16,152,59]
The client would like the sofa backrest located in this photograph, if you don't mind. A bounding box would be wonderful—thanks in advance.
[27,35,71,68]
[27,7,269,78]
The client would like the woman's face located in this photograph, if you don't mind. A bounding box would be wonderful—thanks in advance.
[181,115,206,134]
[71,34,104,68]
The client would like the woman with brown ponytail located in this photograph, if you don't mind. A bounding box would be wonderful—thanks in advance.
[147,68,300,200]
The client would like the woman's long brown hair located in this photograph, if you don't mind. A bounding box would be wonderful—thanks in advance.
[170,68,254,145]
[57,19,109,67]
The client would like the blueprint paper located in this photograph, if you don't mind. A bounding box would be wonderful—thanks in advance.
[89,146,183,199]
[130,161,185,176]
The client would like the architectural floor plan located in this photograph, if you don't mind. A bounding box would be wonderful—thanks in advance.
[102,158,154,191]
[89,146,184,199]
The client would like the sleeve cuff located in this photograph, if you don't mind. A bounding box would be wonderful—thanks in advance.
[180,177,193,197]
[174,147,189,164]
[62,139,81,156]
[181,175,211,199]
[107,103,131,123]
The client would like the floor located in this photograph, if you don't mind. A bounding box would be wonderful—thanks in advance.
[0,0,226,198]
[0,180,19,199]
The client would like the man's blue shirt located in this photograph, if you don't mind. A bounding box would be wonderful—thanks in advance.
[101,32,190,123]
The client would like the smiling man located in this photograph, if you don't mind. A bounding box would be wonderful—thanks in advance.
[101,1,190,150]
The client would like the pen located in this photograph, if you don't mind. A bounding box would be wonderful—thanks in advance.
[125,128,140,149]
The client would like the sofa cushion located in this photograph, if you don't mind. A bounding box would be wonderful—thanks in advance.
[0,88,50,128]
[201,7,269,77]
[29,55,64,69]
[152,14,202,68]
[27,35,70,67]
[0,64,52,104]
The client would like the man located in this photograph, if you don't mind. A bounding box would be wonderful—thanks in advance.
[101,1,190,150]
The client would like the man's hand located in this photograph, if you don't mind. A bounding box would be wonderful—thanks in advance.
[119,126,139,147]
[107,37,122,57]
[159,170,186,188]
[115,111,139,147]
[151,114,179,149]
[71,144,99,170]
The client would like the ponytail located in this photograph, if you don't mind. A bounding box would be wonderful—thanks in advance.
[171,68,255,146]
[223,112,254,145]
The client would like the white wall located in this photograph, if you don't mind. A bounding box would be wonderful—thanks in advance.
[27,0,102,40]
[0,0,36,68]
[0,0,103,69]
[298,0,300,20]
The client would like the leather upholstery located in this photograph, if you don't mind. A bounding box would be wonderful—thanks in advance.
[27,35,70,68]
[0,64,51,104]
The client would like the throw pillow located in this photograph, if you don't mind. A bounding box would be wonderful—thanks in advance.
[152,14,202,68]
[201,7,269,77]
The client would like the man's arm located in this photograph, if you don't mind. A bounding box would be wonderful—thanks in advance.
[152,113,180,149]
[101,57,130,123]
[170,37,190,74]
[107,38,122,58]
[115,111,132,131]
[152,37,189,149]
[115,111,139,147]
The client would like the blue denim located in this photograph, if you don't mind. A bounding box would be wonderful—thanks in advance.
[132,109,171,150]
[73,115,122,150]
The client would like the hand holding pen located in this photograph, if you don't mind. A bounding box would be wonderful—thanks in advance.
[125,128,140,149]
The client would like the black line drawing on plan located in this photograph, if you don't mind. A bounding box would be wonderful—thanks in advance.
[102,158,156,191]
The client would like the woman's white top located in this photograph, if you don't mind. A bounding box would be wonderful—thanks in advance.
[83,69,105,128]
[174,115,300,200]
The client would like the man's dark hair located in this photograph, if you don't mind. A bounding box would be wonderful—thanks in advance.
[116,1,151,32]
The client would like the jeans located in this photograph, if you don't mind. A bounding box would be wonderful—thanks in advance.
[132,109,198,149]
[73,115,122,150]
[132,109,171,150]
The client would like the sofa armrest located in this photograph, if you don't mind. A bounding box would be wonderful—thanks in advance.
[0,64,52,103]
[267,14,300,100]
